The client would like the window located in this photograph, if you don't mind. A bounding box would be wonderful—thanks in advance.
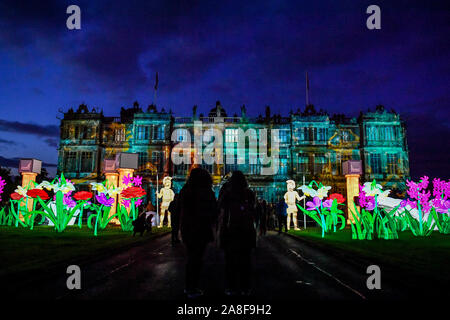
[136,126,149,140]
[303,127,309,141]
[309,127,317,142]
[249,156,261,175]
[62,126,69,139]
[225,129,239,143]
[370,153,382,174]
[385,126,394,141]
[314,153,327,174]
[65,151,77,172]
[81,126,89,139]
[225,153,238,174]
[80,152,92,172]
[278,129,288,143]
[174,164,189,175]
[153,125,165,140]
[341,130,350,142]
[335,153,351,174]
[279,153,288,175]
[297,153,309,174]
[387,153,398,174]
[318,128,327,142]
[152,151,164,172]
[176,129,189,142]
[114,128,126,142]
[379,126,385,141]
[294,127,305,141]
[367,126,377,141]
[138,152,149,169]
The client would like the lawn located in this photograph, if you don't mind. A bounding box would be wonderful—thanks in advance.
[0,225,170,279]
[288,228,450,283]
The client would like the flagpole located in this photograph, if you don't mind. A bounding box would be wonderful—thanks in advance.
[153,71,158,107]
[305,71,309,106]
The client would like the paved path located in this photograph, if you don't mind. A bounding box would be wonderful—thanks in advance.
[13,231,409,300]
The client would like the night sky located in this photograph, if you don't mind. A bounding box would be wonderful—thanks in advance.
[0,0,448,179]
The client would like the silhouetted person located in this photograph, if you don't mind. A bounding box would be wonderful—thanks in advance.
[179,168,217,299]
[219,171,257,296]
[276,198,287,234]
[132,208,153,236]
[255,198,262,235]
[169,193,180,245]
[259,199,268,236]
[268,203,276,230]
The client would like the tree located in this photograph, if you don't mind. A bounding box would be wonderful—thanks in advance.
[0,166,17,206]
[36,167,51,184]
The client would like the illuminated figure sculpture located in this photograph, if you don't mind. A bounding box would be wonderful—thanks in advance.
[156,176,175,228]
[284,180,305,230]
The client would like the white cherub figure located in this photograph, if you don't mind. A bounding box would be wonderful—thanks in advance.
[156,176,175,228]
[284,180,305,230]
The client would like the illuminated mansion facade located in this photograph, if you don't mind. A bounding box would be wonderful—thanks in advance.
[57,101,410,203]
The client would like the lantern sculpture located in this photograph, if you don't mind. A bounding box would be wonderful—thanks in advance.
[156,176,174,228]
[284,179,305,230]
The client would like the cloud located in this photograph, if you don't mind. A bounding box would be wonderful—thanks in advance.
[43,138,59,148]
[0,138,15,145]
[0,119,59,138]
[0,156,57,168]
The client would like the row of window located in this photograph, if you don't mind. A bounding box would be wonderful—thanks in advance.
[137,151,165,172]
[112,126,166,142]
[173,159,290,176]
[62,125,97,140]
[64,151,93,172]
[175,128,291,144]
[294,127,329,142]
[296,153,360,175]
[135,125,165,141]
[62,150,401,176]
[366,125,399,142]
[369,153,400,174]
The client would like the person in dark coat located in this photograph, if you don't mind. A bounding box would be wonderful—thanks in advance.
[168,193,180,245]
[259,199,268,236]
[179,168,217,298]
[218,171,257,296]
[277,198,287,234]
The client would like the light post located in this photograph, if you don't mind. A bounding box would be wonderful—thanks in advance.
[19,159,42,220]
[116,152,139,223]
[103,159,119,223]
[342,160,362,224]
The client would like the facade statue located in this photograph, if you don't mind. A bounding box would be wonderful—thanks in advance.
[284,180,305,230]
[240,105,247,118]
[156,176,175,228]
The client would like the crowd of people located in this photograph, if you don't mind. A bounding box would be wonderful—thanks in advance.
[137,168,299,299]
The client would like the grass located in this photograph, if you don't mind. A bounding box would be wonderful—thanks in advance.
[288,227,450,283]
[0,225,170,279]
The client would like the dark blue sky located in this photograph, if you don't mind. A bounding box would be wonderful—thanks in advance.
[0,0,448,179]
